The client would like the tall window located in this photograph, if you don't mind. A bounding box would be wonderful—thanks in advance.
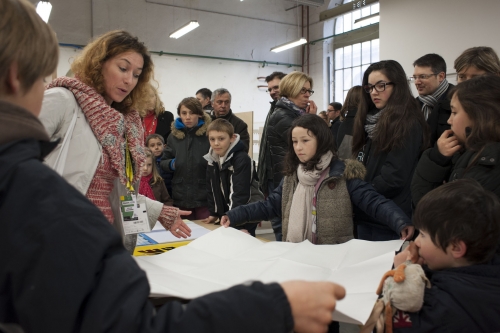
[332,1,380,103]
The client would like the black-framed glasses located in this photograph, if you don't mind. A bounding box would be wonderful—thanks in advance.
[409,74,438,81]
[300,87,314,96]
[363,82,394,93]
[267,85,279,93]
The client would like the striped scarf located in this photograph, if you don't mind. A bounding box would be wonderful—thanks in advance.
[364,108,385,139]
[280,96,307,115]
[417,79,449,120]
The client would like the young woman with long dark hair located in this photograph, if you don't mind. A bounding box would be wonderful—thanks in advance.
[352,60,428,241]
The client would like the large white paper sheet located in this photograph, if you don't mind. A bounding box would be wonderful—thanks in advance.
[135,227,403,325]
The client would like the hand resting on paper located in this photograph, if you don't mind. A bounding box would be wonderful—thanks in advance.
[220,215,231,228]
[281,281,346,333]
[201,216,218,224]
[170,210,192,238]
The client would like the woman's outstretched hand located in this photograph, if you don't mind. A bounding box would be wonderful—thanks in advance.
[170,210,192,238]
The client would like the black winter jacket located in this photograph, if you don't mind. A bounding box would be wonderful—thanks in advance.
[266,100,301,189]
[155,110,175,143]
[336,107,357,159]
[354,119,423,230]
[205,136,259,233]
[393,255,500,333]
[411,143,500,205]
[416,84,453,147]
[212,109,250,150]
[226,158,411,239]
[0,102,295,333]
[205,137,252,215]
[257,100,277,194]
[160,114,211,208]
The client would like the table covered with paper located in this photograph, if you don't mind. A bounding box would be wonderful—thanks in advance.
[134,227,403,325]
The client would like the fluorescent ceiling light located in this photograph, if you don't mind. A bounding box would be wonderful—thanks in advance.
[354,13,379,24]
[271,38,307,53]
[169,21,200,39]
[36,1,52,23]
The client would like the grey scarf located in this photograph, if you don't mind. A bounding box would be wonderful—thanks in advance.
[364,108,385,140]
[417,79,449,120]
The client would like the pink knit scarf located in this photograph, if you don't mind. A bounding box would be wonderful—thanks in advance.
[47,77,145,186]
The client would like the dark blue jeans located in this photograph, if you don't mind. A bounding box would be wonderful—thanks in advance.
[268,181,282,241]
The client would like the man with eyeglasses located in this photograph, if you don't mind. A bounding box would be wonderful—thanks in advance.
[412,53,454,145]
[257,71,286,241]
[211,88,250,150]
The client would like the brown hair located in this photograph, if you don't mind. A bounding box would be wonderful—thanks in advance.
[146,133,165,145]
[70,30,153,114]
[340,85,363,120]
[139,83,165,118]
[144,148,163,185]
[279,71,313,99]
[414,179,500,264]
[454,47,500,78]
[0,0,58,95]
[449,75,500,152]
[207,118,234,137]
[352,60,429,155]
[283,114,337,175]
[177,97,204,117]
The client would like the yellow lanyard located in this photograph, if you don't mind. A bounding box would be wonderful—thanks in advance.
[125,140,135,193]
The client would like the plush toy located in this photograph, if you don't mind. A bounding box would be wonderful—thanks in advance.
[360,242,431,333]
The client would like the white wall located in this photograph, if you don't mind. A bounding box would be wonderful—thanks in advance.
[48,0,316,126]
[380,0,500,93]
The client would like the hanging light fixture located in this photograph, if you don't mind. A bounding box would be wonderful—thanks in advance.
[169,21,200,39]
[36,1,52,23]
[270,38,307,53]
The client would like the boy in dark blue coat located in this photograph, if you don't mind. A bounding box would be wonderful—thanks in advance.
[391,179,500,333]
[202,119,261,236]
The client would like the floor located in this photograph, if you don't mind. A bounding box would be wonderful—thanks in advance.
[255,222,361,333]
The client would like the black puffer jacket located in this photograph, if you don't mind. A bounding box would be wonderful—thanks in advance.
[204,136,261,233]
[393,255,500,333]
[0,101,294,333]
[160,113,211,208]
[266,100,301,189]
[411,143,500,206]
[416,84,454,147]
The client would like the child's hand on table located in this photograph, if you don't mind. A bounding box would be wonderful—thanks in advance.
[201,216,218,224]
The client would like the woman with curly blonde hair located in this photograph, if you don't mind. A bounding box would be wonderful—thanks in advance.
[39,30,191,251]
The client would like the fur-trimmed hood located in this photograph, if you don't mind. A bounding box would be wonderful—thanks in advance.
[170,113,212,140]
[341,158,366,180]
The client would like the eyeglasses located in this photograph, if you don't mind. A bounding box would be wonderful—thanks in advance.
[299,87,314,96]
[267,85,279,93]
[409,74,438,81]
[363,82,394,93]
